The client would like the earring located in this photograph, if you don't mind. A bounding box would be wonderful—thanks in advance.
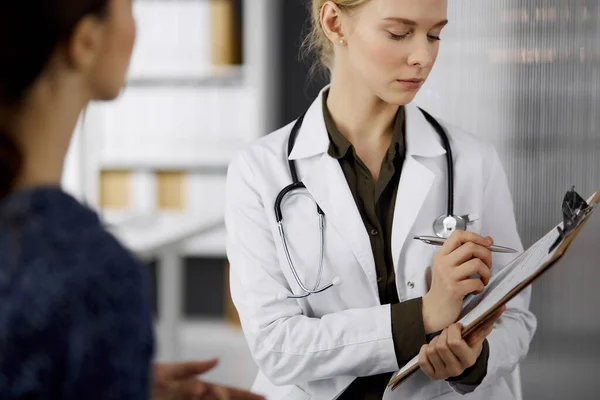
[339,38,346,45]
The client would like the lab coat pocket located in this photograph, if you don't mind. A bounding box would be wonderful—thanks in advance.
[456,211,481,235]
[467,213,482,235]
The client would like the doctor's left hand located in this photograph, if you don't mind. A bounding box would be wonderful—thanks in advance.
[418,305,505,381]
[152,359,265,400]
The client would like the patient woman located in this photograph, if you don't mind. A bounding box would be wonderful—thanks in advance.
[0,0,262,399]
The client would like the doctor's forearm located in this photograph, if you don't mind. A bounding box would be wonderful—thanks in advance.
[390,298,428,366]
[389,296,489,378]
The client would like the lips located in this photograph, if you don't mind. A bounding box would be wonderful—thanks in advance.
[396,79,425,90]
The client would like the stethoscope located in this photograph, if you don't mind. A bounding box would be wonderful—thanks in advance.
[275,108,465,300]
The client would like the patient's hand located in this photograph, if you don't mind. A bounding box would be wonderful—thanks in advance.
[152,359,265,400]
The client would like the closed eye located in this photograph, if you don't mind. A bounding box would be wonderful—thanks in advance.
[389,32,442,42]
[389,32,409,41]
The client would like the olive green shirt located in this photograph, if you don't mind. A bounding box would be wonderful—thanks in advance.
[322,91,489,399]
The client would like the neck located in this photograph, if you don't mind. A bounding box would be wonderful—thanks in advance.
[326,70,399,147]
[11,77,89,190]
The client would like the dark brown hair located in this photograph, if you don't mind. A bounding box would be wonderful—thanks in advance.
[0,1,109,199]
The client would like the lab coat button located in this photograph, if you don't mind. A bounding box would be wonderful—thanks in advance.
[407,281,415,289]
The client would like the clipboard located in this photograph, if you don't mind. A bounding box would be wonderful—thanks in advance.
[388,187,600,391]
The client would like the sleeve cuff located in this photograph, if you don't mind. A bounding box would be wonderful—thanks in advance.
[391,297,428,367]
[447,339,489,385]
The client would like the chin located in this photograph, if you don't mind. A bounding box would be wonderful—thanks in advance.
[90,73,129,101]
[378,89,419,107]
[94,85,125,102]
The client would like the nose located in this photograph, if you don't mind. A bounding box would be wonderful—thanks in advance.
[406,37,436,68]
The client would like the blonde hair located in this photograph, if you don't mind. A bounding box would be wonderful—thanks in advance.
[302,0,369,77]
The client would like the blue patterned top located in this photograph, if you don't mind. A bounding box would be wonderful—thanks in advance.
[0,187,154,399]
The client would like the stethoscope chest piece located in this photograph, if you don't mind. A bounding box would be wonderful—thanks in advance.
[433,214,467,239]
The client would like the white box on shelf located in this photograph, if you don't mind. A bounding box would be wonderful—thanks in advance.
[97,86,256,170]
[129,1,212,79]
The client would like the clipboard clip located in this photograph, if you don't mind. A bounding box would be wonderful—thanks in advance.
[549,186,593,253]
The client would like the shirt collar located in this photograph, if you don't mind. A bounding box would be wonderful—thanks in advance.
[288,86,446,161]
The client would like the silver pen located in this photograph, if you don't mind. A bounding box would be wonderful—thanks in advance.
[413,235,519,254]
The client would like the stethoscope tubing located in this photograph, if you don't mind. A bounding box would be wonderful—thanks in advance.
[274,107,455,299]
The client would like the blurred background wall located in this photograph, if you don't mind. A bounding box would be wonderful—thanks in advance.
[62,0,599,398]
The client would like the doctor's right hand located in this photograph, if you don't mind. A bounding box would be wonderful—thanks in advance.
[422,231,493,334]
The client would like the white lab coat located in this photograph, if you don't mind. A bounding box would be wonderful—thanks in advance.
[225,88,537,400]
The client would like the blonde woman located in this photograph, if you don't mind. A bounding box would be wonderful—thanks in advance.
[226,0,536,399]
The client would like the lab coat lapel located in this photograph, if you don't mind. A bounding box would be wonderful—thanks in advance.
[302,154,379,298]
[289,87,379,298]
[391,104,446,270]
[391,157,435,270]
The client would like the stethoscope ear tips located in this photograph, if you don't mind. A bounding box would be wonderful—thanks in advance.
[331,276,341,286]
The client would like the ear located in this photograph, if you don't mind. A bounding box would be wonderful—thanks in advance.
[321,1,346,45]
[66,14,107,71]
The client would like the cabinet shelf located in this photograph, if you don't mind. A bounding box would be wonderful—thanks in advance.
[127,66,245,88]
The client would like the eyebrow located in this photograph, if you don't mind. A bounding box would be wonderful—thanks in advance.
[383,17,449,28]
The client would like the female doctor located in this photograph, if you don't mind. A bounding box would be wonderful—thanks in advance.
[225,0,537,399]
